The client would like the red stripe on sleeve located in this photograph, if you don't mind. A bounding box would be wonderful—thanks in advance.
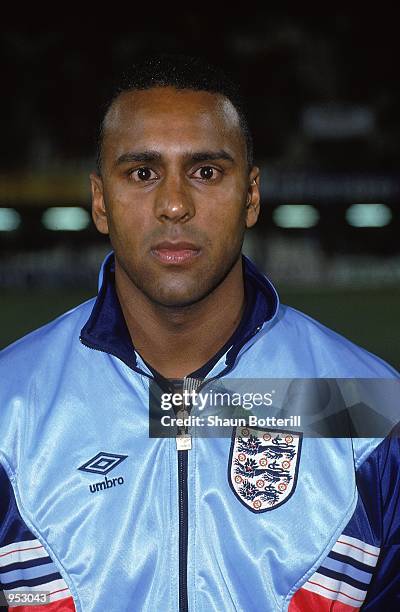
[11,595,76,612]
[289,587,359,611]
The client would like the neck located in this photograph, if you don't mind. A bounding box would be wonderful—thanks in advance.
[115,258,245,378]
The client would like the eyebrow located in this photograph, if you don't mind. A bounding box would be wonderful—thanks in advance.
[115,149,235,166]
[189,150,235,164]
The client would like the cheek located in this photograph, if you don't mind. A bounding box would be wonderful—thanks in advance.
[104,190,151,243]
[109,212,149,251]
[200,191,247,235]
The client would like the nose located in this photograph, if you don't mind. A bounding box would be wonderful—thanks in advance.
[154,174,195,223]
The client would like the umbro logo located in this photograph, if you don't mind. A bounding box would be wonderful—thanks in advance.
[78,452,128,494]
[78,452,128,475]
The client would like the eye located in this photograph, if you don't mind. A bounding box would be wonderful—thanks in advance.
[130,167,158,182]
[193,166,220,181]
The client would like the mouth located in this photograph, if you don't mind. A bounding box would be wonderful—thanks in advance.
[151,241,201,265]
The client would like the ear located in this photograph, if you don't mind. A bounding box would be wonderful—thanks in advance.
[245,166,260,228]
[90,172,109,235]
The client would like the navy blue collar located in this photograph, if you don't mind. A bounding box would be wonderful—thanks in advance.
[80,253,279,378]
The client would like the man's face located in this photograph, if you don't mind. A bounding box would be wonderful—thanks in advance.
[91,86,260,307]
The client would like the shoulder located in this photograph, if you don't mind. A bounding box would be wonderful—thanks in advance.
[264,303,398,377]
[0,298,96,381]
[0,298,96,470]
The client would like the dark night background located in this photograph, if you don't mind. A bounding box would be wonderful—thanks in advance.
[0,15,399,366]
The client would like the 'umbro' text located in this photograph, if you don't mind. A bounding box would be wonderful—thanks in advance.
[89,475,124,493]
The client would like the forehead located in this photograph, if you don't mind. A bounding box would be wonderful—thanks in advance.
[102,87,244,157]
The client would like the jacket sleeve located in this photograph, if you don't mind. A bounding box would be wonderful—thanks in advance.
[362,426,400,609]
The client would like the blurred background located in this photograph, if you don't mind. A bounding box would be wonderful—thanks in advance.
[1,15,399,368]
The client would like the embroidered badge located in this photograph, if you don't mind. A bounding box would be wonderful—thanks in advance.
[228,427,302,513]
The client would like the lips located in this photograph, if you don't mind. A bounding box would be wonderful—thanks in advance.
[151,241,201,265]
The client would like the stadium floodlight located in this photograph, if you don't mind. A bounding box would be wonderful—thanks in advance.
[42,207,91,231]
[0,208,21,231]
[345,203,392,228]
[272,204,320,229]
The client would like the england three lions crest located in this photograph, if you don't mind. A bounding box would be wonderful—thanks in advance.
[228,426,303,513]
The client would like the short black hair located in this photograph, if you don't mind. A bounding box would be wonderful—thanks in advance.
[96,54,253,173]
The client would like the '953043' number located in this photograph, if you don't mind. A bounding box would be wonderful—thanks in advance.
[6,591,49,605]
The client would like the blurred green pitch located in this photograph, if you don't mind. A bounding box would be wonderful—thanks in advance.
[1,287,399,370]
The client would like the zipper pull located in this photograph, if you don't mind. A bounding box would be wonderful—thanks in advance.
[176,436,192,451]
[175,408,192,451]
[174,377,201,452]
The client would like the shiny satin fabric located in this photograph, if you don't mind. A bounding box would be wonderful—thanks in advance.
[188,435,356,611]
[0,269,398,611]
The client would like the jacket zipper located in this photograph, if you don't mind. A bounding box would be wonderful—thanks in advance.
[81,331,264,612]
[81,338,191,609]
[178,449,189,612]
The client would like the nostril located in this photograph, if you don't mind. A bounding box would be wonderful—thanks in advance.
[155,197,194,222]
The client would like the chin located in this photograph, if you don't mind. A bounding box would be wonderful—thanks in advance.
[146,281,211,308]
[151,291,205,309]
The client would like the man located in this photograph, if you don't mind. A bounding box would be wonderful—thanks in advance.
[0,55,398,611]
